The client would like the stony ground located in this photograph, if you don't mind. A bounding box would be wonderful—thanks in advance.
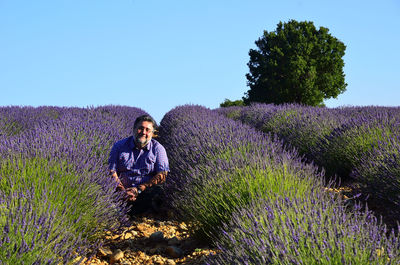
[82,209,218,265]
[79,186,351,265]
[77,184,394,265]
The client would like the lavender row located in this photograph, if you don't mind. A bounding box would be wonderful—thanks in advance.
[207,192,400,264]
[217,104,400,178]
[351,134,400,224]
[0,105,147,264]
[217,103,347,165]
[217,103,400,221]
[158,104,400,263]
[158,105,327,241]
[313,106,400,181]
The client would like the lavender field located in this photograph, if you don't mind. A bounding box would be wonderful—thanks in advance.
[0,106,147,264]
[1,104,400,264]
[160,105,400,264]
[217,104,400,226]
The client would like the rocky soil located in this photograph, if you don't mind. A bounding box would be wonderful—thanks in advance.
[82,210,217,265]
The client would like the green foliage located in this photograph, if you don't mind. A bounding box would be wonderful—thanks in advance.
[316,121,399,180]
[0,156,114,264]
[177,143,320,241]
[212,194,399,265]
[352,135,400,221]
[0,118,24,136]
[244,20,347,106]
[220,99,245,108]
[259,108,340,157]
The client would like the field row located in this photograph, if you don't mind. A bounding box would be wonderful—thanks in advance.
[159,105,400,264]
[0,106,147,264]
[217,103,400,225]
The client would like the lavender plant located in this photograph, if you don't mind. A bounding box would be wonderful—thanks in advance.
[159,105,326,241]
[215,106,244,121]
[208,192,400,265]
[217,103,344,161]
[0,189,90,264]
[258,105,343,159]
[219,103,400,227]
[0,105,147,264]
[234,104,400,182]
[351,135,400,222]
[313,109,400,181]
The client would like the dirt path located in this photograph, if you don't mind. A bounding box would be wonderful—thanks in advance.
[83,210,217,265]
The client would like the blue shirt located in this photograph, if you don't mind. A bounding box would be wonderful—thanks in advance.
[108,136,169,188]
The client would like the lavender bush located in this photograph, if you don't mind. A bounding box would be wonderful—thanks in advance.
[351,134,400,222]
[255,105,342,159]
[219,103,400,228]
[208,192,400,264]
[219,104,400,182]
[0,188,90,264]
[215,106,244,121]
[0,106,62,136]
[216,103,344,161]
[159,105,327,241]
[313,108,400,181]
[0,105,147,264]
[217,104,400,178]
[160,104,400,263]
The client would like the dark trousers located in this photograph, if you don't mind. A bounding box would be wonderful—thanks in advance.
[128,185,164,216]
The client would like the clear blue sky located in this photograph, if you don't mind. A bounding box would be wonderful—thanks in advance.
[1,0,399,123]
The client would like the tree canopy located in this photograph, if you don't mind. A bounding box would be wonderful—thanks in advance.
[244,20,347,106]
[220,98,245,107]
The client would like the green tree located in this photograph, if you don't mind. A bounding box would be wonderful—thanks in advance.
[244,20,347,106]
[220,98,245,107]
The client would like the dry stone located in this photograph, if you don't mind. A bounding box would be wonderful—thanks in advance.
[166,259,176,265]
[97,246,112,257]
[123,232,135,240]
[109,249,124,264]
[83,213,217,265]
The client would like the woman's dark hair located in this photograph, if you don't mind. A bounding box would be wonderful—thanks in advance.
[133,115,157,129]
